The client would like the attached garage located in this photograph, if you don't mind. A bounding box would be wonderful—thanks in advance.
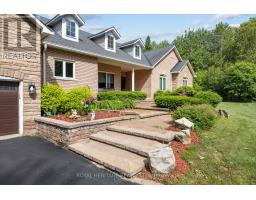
[0,79,20,136]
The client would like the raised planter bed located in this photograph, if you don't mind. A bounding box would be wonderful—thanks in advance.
[35,114,136,146]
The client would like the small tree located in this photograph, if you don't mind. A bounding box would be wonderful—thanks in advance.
[144,35,152,51]
[223,62,256,101]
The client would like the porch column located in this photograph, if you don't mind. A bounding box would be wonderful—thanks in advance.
[132,67,135,91]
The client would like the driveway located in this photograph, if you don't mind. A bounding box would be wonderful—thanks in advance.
[0,136,135,185]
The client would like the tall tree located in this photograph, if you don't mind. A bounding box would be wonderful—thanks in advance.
[144,35,152,51]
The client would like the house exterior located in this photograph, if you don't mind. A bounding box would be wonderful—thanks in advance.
[0,14,195,137]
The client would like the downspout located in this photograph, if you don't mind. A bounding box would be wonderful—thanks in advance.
[42,43,47,84]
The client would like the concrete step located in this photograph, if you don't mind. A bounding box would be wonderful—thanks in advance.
[90,130,167,157]
[69,140,146,178]
[107,125,176,143]
[138,111,169,119]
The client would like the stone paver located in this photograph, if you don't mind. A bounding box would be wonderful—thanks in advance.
[69,140,146,178]
[107,125,176,143]
[135,100,169,111]
[114,114,175,134]
[90,130,167,156]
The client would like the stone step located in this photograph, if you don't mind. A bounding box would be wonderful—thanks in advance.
[138,111,169,119]
[69,140,146,178]
[90,130,167,157]
[107,125,176,143]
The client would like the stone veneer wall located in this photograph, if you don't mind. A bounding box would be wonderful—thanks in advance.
[35,115,136,146]
[0,14,41,135]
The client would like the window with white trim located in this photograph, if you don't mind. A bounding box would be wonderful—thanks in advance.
[182,77,188,86]
[107,35,114,50]
[54,60,75,79]
[66,20,76,38]
[98,72,115,89]
[135,45,140,58]
[160,75,166,90]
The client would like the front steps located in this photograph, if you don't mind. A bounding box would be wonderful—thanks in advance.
[90,130,167,157]
[107,125,176,143]
[69,123,179,178]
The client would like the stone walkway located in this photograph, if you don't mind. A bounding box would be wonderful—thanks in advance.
[69,110,180,178]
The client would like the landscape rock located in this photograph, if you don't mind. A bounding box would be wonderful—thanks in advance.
[175,129,191,144]
[148,147,176,174]
[174,117,194,129]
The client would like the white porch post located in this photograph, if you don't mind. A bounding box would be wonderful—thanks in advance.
[132,67,135,91]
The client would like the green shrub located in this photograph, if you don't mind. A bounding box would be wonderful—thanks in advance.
[41,84,65,115]
[93,100,135,110]
[173,104,218,130]
[173,86,197,96]
[195,91,222,107]
[97,91,147,101]
[63,87,93,112]
[154,90,175,99]
[155,95,206,110]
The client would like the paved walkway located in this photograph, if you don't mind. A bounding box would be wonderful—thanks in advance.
[0,137,135,185]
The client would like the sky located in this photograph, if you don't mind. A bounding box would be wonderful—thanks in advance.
[40,14,256,43]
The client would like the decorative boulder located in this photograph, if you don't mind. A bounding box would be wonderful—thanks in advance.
[175,129,191,144]
[148,147,176,174]
[174,117,194,129]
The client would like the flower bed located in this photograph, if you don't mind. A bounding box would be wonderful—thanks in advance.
[137,122,199,184]
[49,111,121,123]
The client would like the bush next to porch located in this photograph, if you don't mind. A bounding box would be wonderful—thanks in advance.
[194,91,222,107]
[173,104,218,130]
[97,91,147,101]
[155,95,206,110]
[93,100,135,110]
[172,86,197,96]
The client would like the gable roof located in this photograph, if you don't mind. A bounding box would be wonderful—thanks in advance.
[46,14,85,26]
[27,14,54,36]
[119,38,145,48]
[34,15,194,72]
[144,45,182,66]
[171,60,196,77]
[88,27,121,40]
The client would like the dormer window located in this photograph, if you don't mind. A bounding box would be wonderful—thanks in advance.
[66,20,76,38]
[107,35,114,50]
[135,45,140,58]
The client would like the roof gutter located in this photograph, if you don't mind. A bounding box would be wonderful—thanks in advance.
[28,14,54,35]
[45,42,152,69]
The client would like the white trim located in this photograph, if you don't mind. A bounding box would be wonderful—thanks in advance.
[46,42,151,69]
[98,71,115,90]
[132,67,135,91]
[53,59,76,80]
[62,18,79,42]
[105,33,116,52]
[119,38,145,48]
[160,75,167,90]
[28,14,54,35]
[133,45,141,60]
[182,77,188,86]
[89,27,121,40]
[46,14,85,27]
[19,81,23,135]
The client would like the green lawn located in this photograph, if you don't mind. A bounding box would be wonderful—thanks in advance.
[172,102,256,184]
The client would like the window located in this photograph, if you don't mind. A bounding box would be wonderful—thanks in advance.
[160,75,166,90]
[66,20,76,38]
[54,60,75,79]
[98,72,115,89]
[135,45,140,58]
[182,77,188,86]
[107,35,114,50]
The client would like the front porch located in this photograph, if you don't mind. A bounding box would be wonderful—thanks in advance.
[98,61,151,97]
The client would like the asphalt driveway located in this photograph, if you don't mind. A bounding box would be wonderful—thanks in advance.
[0,136,135,185]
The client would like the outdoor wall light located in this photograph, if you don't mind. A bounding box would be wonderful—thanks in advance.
[28,83,36,94]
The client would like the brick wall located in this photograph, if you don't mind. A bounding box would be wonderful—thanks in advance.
[0,14,41,135]
[172,64,193,90]
[46,47,98,93]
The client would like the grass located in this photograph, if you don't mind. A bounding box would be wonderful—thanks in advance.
[168,102,256,184]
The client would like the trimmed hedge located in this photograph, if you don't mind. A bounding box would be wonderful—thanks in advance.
[155,95,206,110]
[194,91,222,107]
[154,90,175,99]
[173,104,218,130]
[93,100,135,110]
[97,91,147,101]
[173,86,197,96]
[63,86,93,112]
[41,84,65,115]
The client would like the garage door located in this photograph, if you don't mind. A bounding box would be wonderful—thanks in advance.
[0,81,19,136]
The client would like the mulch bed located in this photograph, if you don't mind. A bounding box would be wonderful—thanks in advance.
[49,111,121,122]
[137,122,199,184]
